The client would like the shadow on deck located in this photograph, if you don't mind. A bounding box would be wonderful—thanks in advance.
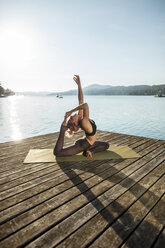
[0,130,164,247]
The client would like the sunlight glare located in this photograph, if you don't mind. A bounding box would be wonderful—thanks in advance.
[8,96,22,141]
[0,25,36,67]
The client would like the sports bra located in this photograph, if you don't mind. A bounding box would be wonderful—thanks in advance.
[85,119,97,136]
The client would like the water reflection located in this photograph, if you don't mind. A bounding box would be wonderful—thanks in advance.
[0,95,165,143]
[8,96,22,140]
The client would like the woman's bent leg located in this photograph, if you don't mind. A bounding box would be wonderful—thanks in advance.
[87,141,109,154]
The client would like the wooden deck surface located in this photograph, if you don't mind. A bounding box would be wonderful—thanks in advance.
[0,130,165,248]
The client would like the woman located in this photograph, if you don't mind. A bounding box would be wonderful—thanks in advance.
[54,75,109,158]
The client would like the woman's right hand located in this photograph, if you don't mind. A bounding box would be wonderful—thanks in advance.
[73,75,81,85]
[65,110,73,119]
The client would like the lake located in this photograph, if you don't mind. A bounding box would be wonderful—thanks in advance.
[0,95,165,143]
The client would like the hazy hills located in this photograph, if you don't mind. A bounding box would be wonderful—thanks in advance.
[18,84,165,96]
[49,84,165,96]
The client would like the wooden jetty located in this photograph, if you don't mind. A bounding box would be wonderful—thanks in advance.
[0,130,165,248]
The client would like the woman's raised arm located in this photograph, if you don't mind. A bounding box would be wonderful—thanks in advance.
[73,75,84,116]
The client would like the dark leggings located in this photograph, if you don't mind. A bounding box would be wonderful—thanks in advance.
[53,125,109,157]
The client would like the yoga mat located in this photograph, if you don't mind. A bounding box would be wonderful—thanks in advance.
[23,146,140,163]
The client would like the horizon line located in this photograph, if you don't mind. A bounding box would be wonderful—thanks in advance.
[15,82,165,93]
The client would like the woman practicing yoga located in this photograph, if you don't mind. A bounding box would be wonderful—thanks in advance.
[54,75,109,158]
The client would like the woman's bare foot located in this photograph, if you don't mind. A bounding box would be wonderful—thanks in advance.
[86,150,93,158]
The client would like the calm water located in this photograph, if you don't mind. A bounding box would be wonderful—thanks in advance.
[0,95,165,143]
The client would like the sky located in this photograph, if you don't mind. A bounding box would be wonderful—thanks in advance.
[0,0,165,92]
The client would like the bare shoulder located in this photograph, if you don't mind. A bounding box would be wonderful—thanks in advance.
[80,118,92,132]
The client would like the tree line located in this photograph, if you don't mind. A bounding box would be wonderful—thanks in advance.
[0,83,15,97]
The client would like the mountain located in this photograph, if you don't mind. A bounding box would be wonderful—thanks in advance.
[17,84,165,96]
[48,84,165,96]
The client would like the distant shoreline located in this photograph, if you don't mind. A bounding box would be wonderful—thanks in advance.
[0,94,15,98]
[16,93,158,96]
[16,83,165,97]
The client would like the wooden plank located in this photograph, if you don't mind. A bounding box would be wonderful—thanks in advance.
[121,194,165,248]
[0,160,105,212]
[0,140,162,209]
[0,130,95,169]
[88,172,165,248]
[0,139,162,228]
[152,226,165,248]
[0,133,144,197]
[55,161,165,248]
[0,146,164,247]
[0,130,108,154]
[0,130,150,165]
[0,135,142,190]
[0,131,164,248]
[0,131,119,172]
[0,132,56,149]
[0,134,156,185]
[0,130,85,165]
[0,132,59,156]
[22,152,165,247]
[0,137,159,216]
[0,132,126,176]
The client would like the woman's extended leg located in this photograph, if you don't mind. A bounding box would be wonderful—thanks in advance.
[53,125,91,157]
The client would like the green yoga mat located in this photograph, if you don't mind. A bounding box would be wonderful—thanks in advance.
[23,146,140,163]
